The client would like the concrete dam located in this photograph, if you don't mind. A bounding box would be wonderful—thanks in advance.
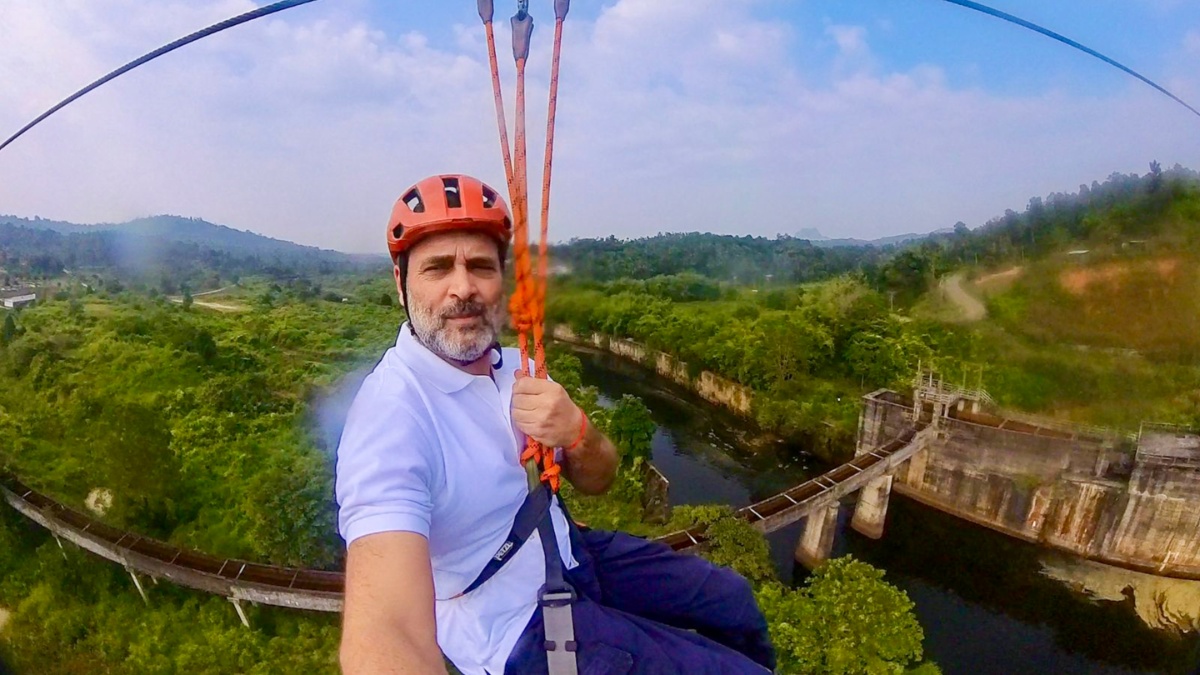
[860,382,1200,580]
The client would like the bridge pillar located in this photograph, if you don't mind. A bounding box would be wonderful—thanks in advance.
[903,445,930,488]
[851,475,893,539]
[795,503,839,569]
[126,567,149,605]
[229,598,251,628]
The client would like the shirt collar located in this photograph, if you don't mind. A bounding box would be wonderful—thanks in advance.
[394,322,483,394]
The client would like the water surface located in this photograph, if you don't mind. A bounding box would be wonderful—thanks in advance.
[575,347,1200,675]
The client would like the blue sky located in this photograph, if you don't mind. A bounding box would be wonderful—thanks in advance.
[0,0,1197,252]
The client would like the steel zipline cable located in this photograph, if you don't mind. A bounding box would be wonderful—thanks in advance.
[2,0,1196,160]
[941,0,1200,120]
[0,0,320,155]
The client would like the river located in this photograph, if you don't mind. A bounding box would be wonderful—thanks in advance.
[573,347,1200,675]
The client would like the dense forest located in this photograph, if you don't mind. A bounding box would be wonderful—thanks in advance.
[0,281,935,673]
[550,232,889,285]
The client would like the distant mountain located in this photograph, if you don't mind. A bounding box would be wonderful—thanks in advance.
[794,227,949,248]
[0,214,357,263]
[0,214,388,288]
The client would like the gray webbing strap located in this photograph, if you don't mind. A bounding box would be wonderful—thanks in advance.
[536,495,578,674]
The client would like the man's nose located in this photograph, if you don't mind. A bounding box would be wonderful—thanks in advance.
[447,263,476,300]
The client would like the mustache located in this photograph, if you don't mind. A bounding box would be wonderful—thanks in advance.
[440,299,489,321]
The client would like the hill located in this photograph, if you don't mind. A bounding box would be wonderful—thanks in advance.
[938,163,1200,268]
[971,250,1200,360]
[799,227,952,249]
[0,219,386,290]
[0,214,357,263]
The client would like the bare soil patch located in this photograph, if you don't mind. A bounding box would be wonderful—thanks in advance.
[1060,257,1180,296]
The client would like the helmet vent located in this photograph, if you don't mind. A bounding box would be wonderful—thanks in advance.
[403,189,425,213]
[482,185,498,208]
[442,176,462,209]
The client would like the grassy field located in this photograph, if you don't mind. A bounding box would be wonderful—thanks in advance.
[929,248,1200,430]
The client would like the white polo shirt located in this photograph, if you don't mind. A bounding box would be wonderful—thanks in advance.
[335,323,578,675]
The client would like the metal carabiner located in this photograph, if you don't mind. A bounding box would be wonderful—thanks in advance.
[511,4,534,61]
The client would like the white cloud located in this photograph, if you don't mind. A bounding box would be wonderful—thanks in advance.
[1185,28,1200,55]
[826,24,868,57]
[0,0,1197,253]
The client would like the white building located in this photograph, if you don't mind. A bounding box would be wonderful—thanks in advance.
[1,292,36,310]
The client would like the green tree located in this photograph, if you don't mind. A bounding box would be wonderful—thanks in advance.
[1,313,16,345]
[759,557,927,674]
[595,394,656,466]
[668,505,777,585]
[76,398,182,534]
[244,450,339,568]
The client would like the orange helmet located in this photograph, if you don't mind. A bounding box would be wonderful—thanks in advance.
[386,174,512,263]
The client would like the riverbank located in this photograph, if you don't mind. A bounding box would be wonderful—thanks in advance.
[573,347,1200,674]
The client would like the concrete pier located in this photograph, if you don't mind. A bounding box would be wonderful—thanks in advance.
[795,503,840,569]
[851,475,893,540]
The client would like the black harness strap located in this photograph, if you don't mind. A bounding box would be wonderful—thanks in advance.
[458,482,551,597]
[459,483,579,674]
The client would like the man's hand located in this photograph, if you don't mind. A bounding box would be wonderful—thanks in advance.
[511,369,619,495]
[511,369,585,448]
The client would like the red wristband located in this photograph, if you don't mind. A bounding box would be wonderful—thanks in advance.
[564,408,588,451]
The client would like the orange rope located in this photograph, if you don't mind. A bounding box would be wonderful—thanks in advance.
[484,6,568,492]
[534,17,566,383]
[483,21,515,195]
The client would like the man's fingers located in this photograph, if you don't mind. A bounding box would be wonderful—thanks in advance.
[511,396,541,412]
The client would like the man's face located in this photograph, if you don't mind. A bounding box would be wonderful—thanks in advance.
[397,230,505,364]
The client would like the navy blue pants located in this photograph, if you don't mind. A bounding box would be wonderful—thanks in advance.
[503,529,776,674]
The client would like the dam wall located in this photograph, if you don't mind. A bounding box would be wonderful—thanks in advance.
[859,391,1200,579]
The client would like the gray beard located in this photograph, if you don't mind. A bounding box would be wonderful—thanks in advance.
[407,296,505,364]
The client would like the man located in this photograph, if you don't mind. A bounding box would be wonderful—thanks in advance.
[336,174,775,674]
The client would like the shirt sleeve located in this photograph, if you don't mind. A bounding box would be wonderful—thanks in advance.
[335,379,437,548]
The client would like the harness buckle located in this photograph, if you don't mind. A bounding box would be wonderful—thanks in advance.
[538,584,576,608]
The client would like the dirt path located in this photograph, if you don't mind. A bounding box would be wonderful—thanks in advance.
[168,286,246,312]
[190,300,246,313]
[191,286,233,298]
[942,272,986,321]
